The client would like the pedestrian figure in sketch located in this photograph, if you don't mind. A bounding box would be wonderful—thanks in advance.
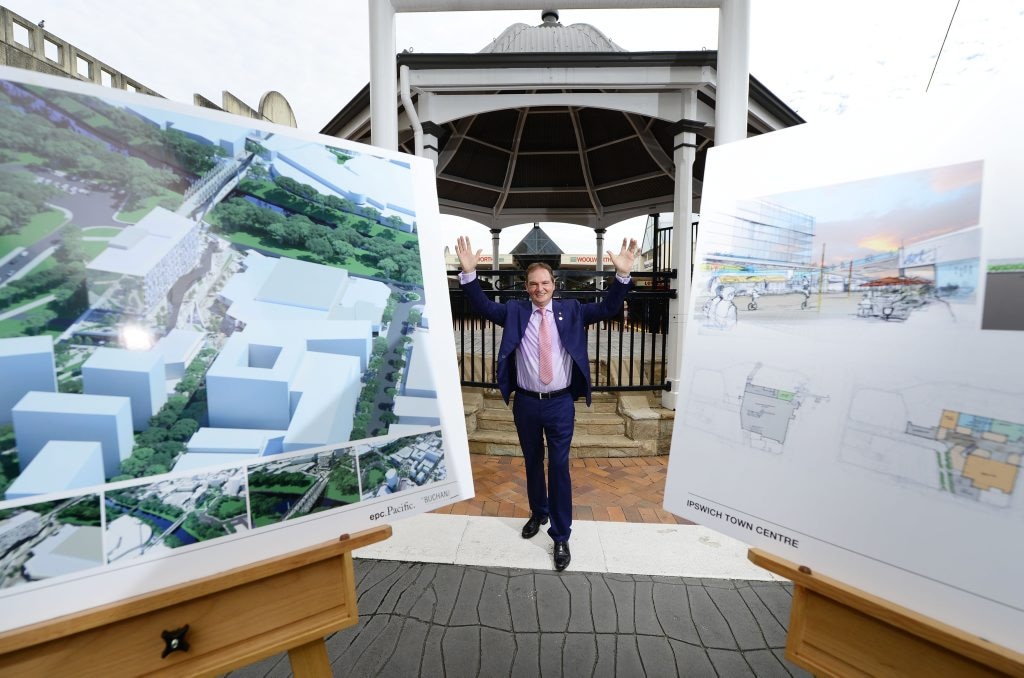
[799,281,811,310]
[747,285,761,311]
[703,285,738,329]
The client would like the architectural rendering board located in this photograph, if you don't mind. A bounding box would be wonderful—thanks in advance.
[664,87,1024,654]
[0,66,470,630]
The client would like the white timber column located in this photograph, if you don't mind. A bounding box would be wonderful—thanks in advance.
[662,92,699,410]
[490,228,501,271]
[369,0,398,150]
[715,0,751,146]
[421,121,445,169]
[417,91,442,168]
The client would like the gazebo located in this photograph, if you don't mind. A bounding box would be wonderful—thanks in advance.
[322,5,803,407]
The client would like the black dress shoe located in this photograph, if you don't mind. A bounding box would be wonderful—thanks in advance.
[521,514,548,539]
[553,541,571,571]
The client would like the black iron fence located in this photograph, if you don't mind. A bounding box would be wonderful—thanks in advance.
[449,269,674,393]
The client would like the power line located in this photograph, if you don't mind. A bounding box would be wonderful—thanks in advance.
[926,0,962,92]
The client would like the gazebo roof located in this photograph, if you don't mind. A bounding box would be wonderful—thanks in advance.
[322,12,803,231]
[480,9,625,53]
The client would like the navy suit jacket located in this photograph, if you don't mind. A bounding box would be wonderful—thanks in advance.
[461,277,632,405]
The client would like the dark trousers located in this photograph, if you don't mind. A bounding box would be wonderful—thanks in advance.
[512,392,575,542]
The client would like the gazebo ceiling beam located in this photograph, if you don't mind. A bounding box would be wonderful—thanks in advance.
[436,116,476,173]
[516,149,581,156]
[625,112,675,180]
[506,187,591,194]
[436,173,503,192]
[493,108,528,218]
[569,107,603,219]
[458,136,514,154]
[584,134,644,153]
[593,171,668,191]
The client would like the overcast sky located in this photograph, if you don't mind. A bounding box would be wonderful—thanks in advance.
[4,1,1022,253]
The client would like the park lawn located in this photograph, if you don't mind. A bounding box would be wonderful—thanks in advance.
[115,191,182,223]
[0,319,59,340]
[324,486,360,504]
[13,152,47,165]
[224,232,380,276]
[0,210,66,258]
[245,182,415,246]
[225,232,310,260]
[249,481,313,495]
[22,256,58,276]
[365,468,385,488]
[81,240,109,260]
[83,113,114,130]
[81,226,121,238]
[334,256,378,277]
[0,306,61,339]
[212,497,247,519]
[365,222,417,247]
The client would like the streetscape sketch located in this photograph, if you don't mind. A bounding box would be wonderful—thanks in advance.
[0,67,470,630]
[664,88,1024,654]
[693,162,983,335]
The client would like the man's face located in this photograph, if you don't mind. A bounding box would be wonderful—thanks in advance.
[526,268,554,307]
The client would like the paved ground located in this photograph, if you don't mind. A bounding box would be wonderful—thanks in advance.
[432,455,692,525]
[227,455,811,677]
[229,558,810,678]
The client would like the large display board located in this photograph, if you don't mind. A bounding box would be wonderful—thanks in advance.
[0,67,471,630]
[664,86,1024,654]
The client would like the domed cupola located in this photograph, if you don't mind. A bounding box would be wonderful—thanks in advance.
[480,9,626,53]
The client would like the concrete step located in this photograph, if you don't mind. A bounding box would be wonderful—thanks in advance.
[475,407,626,436]
[468,430,653,458]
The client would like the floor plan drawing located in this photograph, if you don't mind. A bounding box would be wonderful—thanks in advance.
[684,362,828,454]
[739,363,829,452]
[907,410,1022,505]
[842,388,1023,508]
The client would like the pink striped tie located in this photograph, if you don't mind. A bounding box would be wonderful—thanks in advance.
[538,308,553,384]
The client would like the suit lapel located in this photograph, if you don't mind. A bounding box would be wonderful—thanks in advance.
[517,299,531,339]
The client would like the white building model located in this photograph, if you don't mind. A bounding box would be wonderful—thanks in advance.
[86,207,202,315]
[179,252,390,468]
[260,139,416,232]
[82,347,167,431]
[0,336,57,426]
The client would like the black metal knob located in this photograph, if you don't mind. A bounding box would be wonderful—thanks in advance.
[161,624,190,658]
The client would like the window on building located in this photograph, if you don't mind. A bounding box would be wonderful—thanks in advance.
[12,22,32,49]
[43,38,61,63]
[101,69,114,87]
[75,55,91,79]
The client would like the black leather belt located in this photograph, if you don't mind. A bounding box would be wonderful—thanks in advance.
[516,387,571,400]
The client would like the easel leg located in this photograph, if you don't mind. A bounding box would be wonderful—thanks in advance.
[287,639,331,677]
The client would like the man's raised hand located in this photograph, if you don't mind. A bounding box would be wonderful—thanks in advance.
[608,237,639,277]
[455,235,481,274]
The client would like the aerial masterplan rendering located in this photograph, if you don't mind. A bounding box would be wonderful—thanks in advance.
[0,68,460,598]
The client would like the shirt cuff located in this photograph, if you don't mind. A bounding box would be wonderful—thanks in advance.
[615,273,631,284]
[458,271,477,284]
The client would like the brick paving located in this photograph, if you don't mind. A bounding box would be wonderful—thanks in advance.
[431,454,694,526]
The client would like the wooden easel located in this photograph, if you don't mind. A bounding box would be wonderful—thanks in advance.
[748,549,1024,677]
[0,524,391,677]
